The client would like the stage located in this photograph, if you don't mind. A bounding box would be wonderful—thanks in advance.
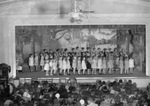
[17,71,149,88]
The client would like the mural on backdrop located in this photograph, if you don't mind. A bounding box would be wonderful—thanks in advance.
[56,28,117,50]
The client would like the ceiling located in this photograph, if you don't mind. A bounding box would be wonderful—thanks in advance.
[0,0,150,15]
[0,0,149,2]
[0,0,150,4]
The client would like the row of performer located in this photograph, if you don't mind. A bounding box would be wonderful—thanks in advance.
[28,48,135,76]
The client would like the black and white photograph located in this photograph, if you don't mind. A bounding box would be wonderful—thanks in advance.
[0,0,150,106]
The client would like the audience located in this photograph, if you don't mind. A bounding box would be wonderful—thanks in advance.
[1,79,150,106]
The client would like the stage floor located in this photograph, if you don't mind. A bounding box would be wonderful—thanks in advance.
[17,70,146,78]
[18,64,146,78]
[17,71,149,88]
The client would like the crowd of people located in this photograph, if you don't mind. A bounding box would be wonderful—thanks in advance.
[2,78,150,106]
[28,47,135,76]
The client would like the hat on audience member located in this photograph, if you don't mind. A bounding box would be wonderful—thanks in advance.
[80,99,85,105]
[55,93,60,99]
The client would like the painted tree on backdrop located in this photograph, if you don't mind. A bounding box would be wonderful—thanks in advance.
[16,28,41,63]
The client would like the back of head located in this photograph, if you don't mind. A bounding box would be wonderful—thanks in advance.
[87,97,94,103]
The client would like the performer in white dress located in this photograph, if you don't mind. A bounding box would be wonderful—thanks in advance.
[82,57,87,74]
[34,53,39,71]
[108,52,113,74]
[66,57,71,75]
[44,52,49,60]
[77,57,82,75]
[72,56,77,74]
[92,56,97,75]
[49,59,53,75]
[91,48,96,57]
[40,53,44,71]
[116,54,120,67]
[129,56,134,74]
[102,57,107,74]
[44,60,49,76]
[97,56,102,74]
[29,54,34,72]
[125,54,129,74]
[58,57,63,74]
[62,57,67,75]
[52,59,57,75]
[119,56,124,74]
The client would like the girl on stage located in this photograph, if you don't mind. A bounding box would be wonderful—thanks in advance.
[129,56,134,74]
[40,53,44,71]
[81,47,85,60]
[92,56,97,75]
[62,57,67,75]
[59,49,63,57]
[44,52,49,60]
[86,57,92,75]
[72,56,77,74]
[55,49,60,60]
[86,47,91,58]
[119,55,124,75]
[125,54,129,74]
[66,57,71,75]
[91,47,97,57]
[29,54,34,72]
[102,56,107,74]
[63,48,68,58]
[108,52,113,74]
[86,47,92,75]
[82,57,87,75]
[44,59,49,76]
[76,46,81,57]
[34,53,39,72]
[49,59,53,75]
[53,52,57,60]
[58,57,63,75]
[97,56,102,74]
[49,50,53,60]
[116,54,120,68]
[77,57,82,75]
[52,58,58,75]
[97,48,101,57]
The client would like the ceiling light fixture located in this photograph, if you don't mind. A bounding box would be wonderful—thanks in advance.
[70,0,83,23]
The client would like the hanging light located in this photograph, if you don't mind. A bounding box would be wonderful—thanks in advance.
[70,0,82,23]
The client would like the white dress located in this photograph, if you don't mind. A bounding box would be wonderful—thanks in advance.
[77,59,82,71]
[125,59,129,69]
[82,59,87,70]
[44,60,49,71]
[72,58,77,69]
[49,60,53,69]
[116,57,119,66]
[29,56,34,66]
[108,58,113,68]
[98,58,102,69]
[40,55,44,66]
[52,60,57,71]
[129,58,134,68]
[62,59,67,70]
[34,55,39,66]
[58,59,63,69]
[119,59,124,69]
[67,60,71,69]
[92,59,97,69]
[102,59,106,69]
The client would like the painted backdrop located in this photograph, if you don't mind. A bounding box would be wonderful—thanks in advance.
[15,25,145,73]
